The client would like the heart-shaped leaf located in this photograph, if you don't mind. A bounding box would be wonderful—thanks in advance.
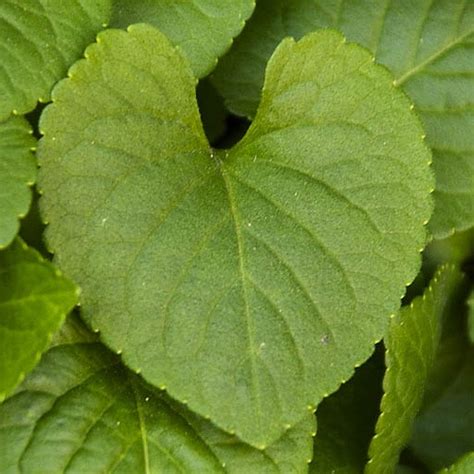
[0,116,35,248]
[0,315,315,473]
[212,0,474,239]
[366,265,463,473]
[38,24,433,446]
[0,239,78,401]
[110,0,255,78]
[0,0,111,120]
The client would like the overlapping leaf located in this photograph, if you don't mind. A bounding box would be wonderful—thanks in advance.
[440,452,474,474]
[0,0,111,120]
[409,286,474,471]
[310,350,384,473]
[110,0,255,78]
[0,239,78,401]
[366,265,463,473]
[212,0,474,238]
[0,116,35,248]
[0,315,314,473]
[38,24,432,446]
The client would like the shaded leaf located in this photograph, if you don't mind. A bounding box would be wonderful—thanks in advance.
[366,265,463,473]
[0,239,78,401]
[0,0,111,120]
[0,115,35,248]
[38,25,432,446]
[212,0,474,238]
[409,285,474,471]
[0,315,315,473]
[309,349,384,473]
[110,0,255,78]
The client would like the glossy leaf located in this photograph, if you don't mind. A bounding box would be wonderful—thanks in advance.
[38,25,432,446]
[366,265,463,473]
[110,0,255,78]
[0,315,315,474]
[212,0,474,238]
[0,116,35,248]
[0,239,78,401]
[0,0,111,120]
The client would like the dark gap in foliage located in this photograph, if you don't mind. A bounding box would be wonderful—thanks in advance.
[20,187,49,258]
[196,77,250,149]
[25,102,48,139]
[399,448,431,473]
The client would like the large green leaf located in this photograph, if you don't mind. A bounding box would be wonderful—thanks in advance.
[0,239,78,401]
[309,349,384,474]
[110,0,255,78]
[0,315,315,473]
[0,116,35,248]
[0,0,111,120]
[365,265,463,473]
[38,24,432,446]
[212,0,474,239]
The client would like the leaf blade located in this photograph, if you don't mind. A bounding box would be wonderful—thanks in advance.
[0,239,78,400]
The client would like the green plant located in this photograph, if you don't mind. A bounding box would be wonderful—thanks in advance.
[0,1,472,472]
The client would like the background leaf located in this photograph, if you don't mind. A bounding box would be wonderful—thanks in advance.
[0,239,78,401]
[38,25,432,446]
[440,452,474,474]
[0,315,315,474]
[366,265,463,473]
[110,0,255,78]
[408,282,474,471]
[0,0,111,120]
[0,115,35,248]
[212,0,474,239]
[309,349,384,473]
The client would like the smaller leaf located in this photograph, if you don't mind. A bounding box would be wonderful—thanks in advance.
[0,0,111,119]
[366,264,463,473]
[110,0,255,78]
[0,116,36,249]
[0,239,78,401]
[0,315,315,473]
[439,452,474,474]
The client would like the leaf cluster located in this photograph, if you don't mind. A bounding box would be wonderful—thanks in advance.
[0,1,473,473]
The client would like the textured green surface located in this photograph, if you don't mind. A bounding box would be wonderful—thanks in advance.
[409,284,474,472]
[38,24,432,446]
[0,315,314,474]
[310,350,384,474]
[440,452,474,474]
[366,265,463,473]
[0,0,111,120]
[110,0,255,78]
[0,239,78,401]
[212,0,474,239]
[0,116,36,248]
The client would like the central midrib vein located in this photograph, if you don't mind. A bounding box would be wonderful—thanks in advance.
[218,161,263,436]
